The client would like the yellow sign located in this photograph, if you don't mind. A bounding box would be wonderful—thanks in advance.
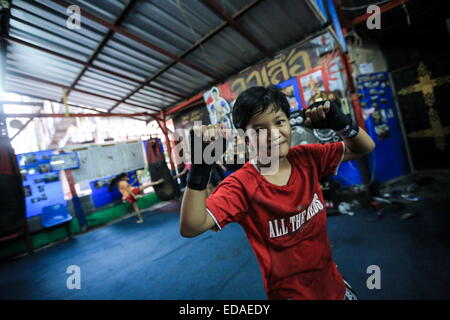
[230,48,312,94]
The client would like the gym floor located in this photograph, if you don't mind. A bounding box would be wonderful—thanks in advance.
[0,189,449,300]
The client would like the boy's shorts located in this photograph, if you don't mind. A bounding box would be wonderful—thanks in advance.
[125,188,140,203]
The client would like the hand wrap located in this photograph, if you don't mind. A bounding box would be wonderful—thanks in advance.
[303,100,359,139]
[187,128,227,191]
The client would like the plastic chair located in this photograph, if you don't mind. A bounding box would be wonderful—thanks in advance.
[41,204,73,239]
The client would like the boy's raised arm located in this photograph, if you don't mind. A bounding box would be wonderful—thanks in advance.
[341,128,375,162]
[180,188,215,237]
[179,124,227,238]
[303,100,375,161]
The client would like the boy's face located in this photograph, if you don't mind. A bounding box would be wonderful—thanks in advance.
[245,106,291,160]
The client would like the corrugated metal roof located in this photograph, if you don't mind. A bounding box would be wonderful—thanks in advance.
[3,0,327,119]
[236,0,327,53]
[183,24,264,78]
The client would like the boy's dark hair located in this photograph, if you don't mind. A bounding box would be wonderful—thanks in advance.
[108,172,128,192]
[232,85,291,130]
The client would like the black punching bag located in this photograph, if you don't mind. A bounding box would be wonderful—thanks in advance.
[145,139,177,201]
[0,136,32,253]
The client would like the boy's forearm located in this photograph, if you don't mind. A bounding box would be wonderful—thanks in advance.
[180,188,208,236]
[342,128,375,155]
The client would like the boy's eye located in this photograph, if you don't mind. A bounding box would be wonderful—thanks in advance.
[276,119,286,125]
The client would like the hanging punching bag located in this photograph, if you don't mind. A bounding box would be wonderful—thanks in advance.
[145,138,177,201]
[0,136,33,253]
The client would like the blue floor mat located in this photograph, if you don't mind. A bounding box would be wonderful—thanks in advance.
[0,204,448,299]
[0,209,266,300]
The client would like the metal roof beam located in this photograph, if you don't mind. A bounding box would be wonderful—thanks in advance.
[5,112,150,118]
[5,90,149,122]
[181,0,264,58]
[5,91,106,113]
[162,0,264,114]
[7,71,161,112]
[64,0,139,97]
[3,35,185,100]
[7,5,183,98]
[166,91,206,115]
[50,0,219,81]
[108,0,264,113]
[3,35,139,83]
[0,101,44,106]
[200,0,271,58]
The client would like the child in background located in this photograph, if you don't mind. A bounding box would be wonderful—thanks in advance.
[109,173,164,223]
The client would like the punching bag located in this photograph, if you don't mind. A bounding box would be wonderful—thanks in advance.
[145,138,177,201]
[0,136,33,253]
[0,137,26,235]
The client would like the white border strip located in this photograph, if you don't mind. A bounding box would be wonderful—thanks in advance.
[334,141,346,175]
[206,207,222,231]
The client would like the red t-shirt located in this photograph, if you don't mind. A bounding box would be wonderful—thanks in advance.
[205,142,346,300]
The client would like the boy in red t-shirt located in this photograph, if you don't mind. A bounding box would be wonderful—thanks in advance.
[180,86,375,300]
